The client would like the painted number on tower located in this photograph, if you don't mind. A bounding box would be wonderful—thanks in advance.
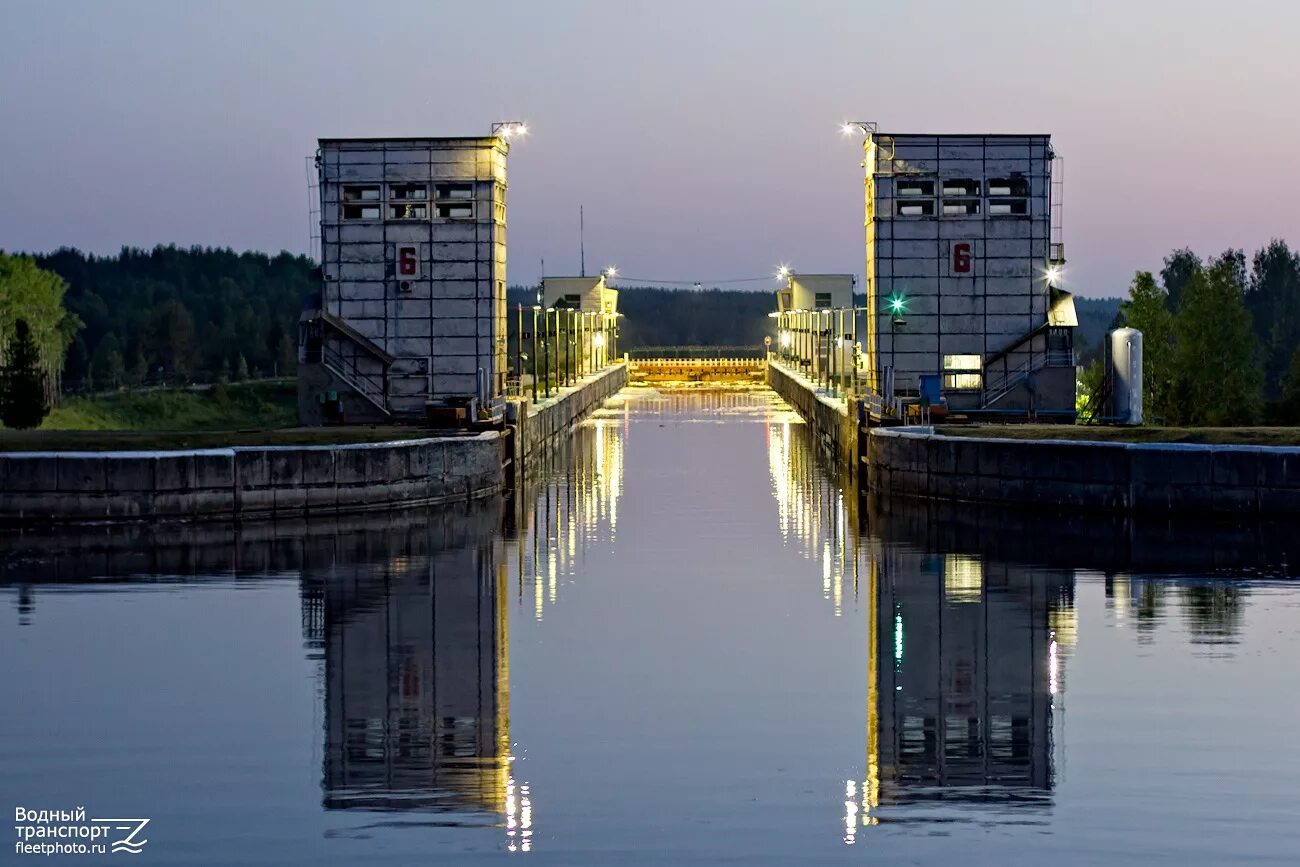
[396,245,420,278]
[952,242,972,274]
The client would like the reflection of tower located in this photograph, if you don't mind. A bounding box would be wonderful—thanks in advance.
[318,507,511,818]
[850,551,1075,838]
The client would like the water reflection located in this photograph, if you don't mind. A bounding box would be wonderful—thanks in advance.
[761,404,1072,834]
[504,414,625,620]
[2,387,1298,863]
[766,418,861,616]
[850,551,1074,836]
[299,506,514,821]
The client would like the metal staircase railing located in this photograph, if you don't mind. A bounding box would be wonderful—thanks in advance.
[982,356,1047,407]
[319,341,389,415]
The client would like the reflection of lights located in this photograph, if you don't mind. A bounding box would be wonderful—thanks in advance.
[505,776,534,853]
[893,612,904,663]
[1048,638,1059,697]
[779,330,792,348]
[943,555,983,603]
[844,779,857,845]
[593,332,606,349]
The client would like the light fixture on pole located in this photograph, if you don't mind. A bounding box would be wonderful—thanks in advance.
[492,121,529,139]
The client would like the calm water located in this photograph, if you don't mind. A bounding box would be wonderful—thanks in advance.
[3,387,1299,865]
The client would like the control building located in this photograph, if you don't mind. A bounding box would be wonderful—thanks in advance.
[863,132,1076,415]
[299,132,514,424]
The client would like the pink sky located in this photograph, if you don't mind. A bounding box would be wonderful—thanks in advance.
[2,0,1298,297]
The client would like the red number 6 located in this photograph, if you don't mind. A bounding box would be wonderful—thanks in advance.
[953,243,971,274]
[399,247,417,276]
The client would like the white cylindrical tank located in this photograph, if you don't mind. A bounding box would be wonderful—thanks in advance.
[1108,328,1143,425]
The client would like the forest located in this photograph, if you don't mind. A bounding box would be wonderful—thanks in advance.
[7,241,1300,428]
[1102,241,1300,425]
[33,245,314,390]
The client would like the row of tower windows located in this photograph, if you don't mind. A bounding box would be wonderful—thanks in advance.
[339,183,477,221]
[893,176,1030,217]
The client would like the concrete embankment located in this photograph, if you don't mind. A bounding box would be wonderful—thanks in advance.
[0,363,628,526]
[867,428,1300,515]
[768,359,1300,516]
[0,433,504,525]
[765,362,858,471]
[512,363,628,460]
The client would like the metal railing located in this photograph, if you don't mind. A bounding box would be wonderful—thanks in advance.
[627,345,766,360]
[320,342,388,412]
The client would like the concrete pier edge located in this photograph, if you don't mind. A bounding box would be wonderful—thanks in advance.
[0,363,628,526]
[767,360,1300,516]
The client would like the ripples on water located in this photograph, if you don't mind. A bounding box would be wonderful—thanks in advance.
[1,387,1298,865]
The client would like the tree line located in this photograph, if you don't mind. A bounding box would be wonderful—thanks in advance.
[1109,241,1300,425]
[32,245,313,391]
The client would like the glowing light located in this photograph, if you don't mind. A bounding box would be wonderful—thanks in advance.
[494,121,529,140]
[780,330,792,348]
[841,122,856,136]
[1044,264,1063,287]
[776,263,792,281]
[888,295,906,314]
[604,265,617,278]
[592,332,606,349]
[1049,638,1059,696]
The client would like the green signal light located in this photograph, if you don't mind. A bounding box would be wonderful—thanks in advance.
[888,295,907,314]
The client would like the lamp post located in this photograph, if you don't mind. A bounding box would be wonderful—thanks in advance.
[531,306,540,402]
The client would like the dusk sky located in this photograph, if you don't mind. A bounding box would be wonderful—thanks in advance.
[2,0,1298,297]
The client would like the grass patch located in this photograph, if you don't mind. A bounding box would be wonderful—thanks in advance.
[44,380,298,432]
[935,424,1300,446]
[0,380,472,451]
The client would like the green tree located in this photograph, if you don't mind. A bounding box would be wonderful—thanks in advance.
[1172,254,1262,425]
[1246,240,1300,397]
[1278,347,1300,423]
[1160,248,1201,313]
[0,320,51,428]
[235,354,250,382]
[91,333,126,388]
[0,253,80,394]
[144,299,198,378]
[1119,271,1176,422]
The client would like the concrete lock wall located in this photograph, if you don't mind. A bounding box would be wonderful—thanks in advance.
[514,363,628,460]
[0,434,503,525]
[867,428,1300,516]
[0,365,627,526]
[766,363,858,470]
[769,359,1300,516]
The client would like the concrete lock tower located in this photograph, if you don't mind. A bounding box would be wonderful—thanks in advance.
[298,124,524,425]
[860,131,1076,416]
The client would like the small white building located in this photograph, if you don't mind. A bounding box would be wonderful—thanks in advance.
[541,275,618,314]
[299,134,511,424]
[775,274,855,313]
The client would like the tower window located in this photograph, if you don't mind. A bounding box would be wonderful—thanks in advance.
[389,183,428,200]
[341,185,380,202]
[342,203,380,220]
[897,200,935,216]
[943,354,982,389]
[388,202,429,220]
[436,202,474,219]
[435,183,474,200]
[896,179,936,197]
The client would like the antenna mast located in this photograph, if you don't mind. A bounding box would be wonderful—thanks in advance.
[580,205,586,277]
